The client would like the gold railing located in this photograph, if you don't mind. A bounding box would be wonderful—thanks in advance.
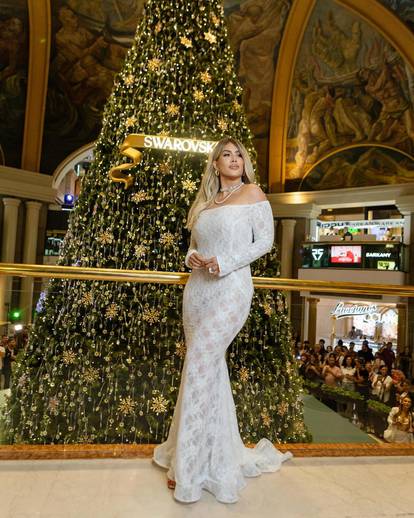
[0,262,413,296]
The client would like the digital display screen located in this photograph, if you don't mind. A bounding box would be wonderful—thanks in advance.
[330,245,362,264]
[377,261,396,270]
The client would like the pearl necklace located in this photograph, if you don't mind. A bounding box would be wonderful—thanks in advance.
[214,182,244,204]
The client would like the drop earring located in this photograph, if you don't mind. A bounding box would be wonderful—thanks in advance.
[214,168,220,177]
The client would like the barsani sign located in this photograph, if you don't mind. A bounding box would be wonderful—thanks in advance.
[331,302,378,319]
[109,133,217,188]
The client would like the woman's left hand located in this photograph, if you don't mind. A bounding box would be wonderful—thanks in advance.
[204,256,220,276]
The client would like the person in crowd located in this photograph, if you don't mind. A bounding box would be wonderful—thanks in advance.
[326,345,333,354]
[397,348,411,379]
[305,353,322,382]
[379,341,396,372]
[341,355,357,391]
[342,227,353,240]
[298,353,308,378]
[384,393,413,443]
[322,353,343,386]
[354,358,371,398]
[2,337,16,389]
[0,336,6,388]
[348,326,359,339]
[358,340,374,363]
[372,353,385,374]
[371,365,393,403]
[313,342,325,364]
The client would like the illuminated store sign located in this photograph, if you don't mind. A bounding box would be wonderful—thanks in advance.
[318,219,404,229]
[365,252,392,258]
[311,248,325,261]
[331,302,379,319]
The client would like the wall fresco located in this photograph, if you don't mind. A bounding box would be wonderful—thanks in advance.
[286,0,414,192]
[0,0,28,168]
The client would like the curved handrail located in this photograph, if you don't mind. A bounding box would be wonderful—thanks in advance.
[0,262,413,297]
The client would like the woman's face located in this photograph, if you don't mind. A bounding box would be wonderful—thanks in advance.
[328,356,336,366]
[401,397,412,410]
[345,356,352,367]
[214,142,244,180]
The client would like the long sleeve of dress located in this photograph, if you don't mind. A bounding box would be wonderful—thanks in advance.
[216,201,274,277]
[184,234,198,268]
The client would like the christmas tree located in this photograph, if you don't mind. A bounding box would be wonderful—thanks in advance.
[5,0,309,444]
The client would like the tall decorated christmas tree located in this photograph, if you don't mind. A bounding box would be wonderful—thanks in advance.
[5,0,309,444]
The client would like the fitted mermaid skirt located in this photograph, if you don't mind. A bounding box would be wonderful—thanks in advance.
[153,266,291,503]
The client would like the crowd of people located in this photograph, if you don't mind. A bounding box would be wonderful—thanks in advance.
[296,338,411,406]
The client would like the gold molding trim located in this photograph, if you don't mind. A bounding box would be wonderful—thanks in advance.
[21,0,51,172]
[299,143,414,188]
[268,0,414,193]
[268,0,316,193]
[0,262,413,297]
[0,442,413,460]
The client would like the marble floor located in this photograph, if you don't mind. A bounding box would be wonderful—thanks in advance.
[0,456,413,518]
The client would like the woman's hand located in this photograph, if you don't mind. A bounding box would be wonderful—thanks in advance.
[203,256,220,276]
[188,251,207,269]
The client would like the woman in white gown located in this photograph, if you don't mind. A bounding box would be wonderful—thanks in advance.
[153,137,292,504]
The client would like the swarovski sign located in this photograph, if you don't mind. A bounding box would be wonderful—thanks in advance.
[331,302,379,319]
[311,248,325,261]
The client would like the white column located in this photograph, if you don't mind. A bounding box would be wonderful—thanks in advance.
[20,201,42,324]
[0,198,21,325]
[280,219,297,278]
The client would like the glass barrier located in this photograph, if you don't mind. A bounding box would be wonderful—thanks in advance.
[0,263,413,451]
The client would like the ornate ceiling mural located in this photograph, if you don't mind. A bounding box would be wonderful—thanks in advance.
[378,0,414,32]
[285,0,414,192]
[0,0,29,168]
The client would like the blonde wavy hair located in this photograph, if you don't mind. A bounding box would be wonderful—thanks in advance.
[186,137,256,229]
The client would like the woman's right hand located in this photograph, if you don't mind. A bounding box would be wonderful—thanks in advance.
[188,251,206,269]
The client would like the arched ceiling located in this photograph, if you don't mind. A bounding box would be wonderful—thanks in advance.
[1,0,414,191]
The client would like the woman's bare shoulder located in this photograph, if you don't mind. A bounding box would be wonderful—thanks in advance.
[243,183,267,203]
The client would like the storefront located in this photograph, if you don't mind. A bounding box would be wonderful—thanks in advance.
[307,297,402,352]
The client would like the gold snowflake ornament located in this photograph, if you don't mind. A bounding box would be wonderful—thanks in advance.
[233,100,242,111]
[142,308,161,324]
[263,302,273,316]
[62,350,77,365]
[83,367,100,384]
[160,232,176,247]
[200,71,212,84]
[239,367,249,382]
[105,303,119,319]
[159,161,171,174]
[261,408,272,427]
[180,36,193,48]
[193,90,205,102]
[217,118,228,131]
[277,401,289,416]
[125,116,137,128]
[148,57,161,71]
[98,231,114,245]
[118,396,136,415]
[124,74,135,86]
[151,395,168,415]
[166,104,179,116]
[211,13,220,27]
[134,244,148,258]
[175,340,186,359]
[81,292,93,306]
[204,31,217,44]
[182,179,197,192]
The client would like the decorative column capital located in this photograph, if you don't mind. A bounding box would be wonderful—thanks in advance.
[25,200,43,212]
[281,218,297,230]
[3,197,21,208]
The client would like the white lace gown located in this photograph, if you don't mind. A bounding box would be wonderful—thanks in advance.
[153,200,292,503]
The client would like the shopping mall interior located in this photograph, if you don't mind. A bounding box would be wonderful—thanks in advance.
[0,0,414,515]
